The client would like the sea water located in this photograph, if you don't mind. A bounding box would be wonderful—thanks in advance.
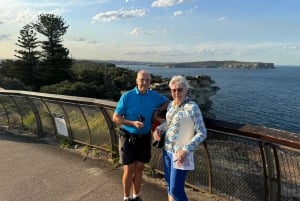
[119,64,300,134]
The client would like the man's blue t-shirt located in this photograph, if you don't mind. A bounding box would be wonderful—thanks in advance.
[115,87,168,134]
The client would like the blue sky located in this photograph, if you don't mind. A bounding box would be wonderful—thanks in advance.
[1,0,300,65]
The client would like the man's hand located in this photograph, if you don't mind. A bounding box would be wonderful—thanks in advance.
[133,121,144,129]
[153,129,162,141]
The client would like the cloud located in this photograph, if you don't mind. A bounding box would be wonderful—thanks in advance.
[151,0,187,8]
[130,28,143,36]
[0,1,66,24]
[174,10,183,16]
[193,42,300,60]
[130,28,155,36]
[218,16,227,22]
[0,34,10,41]
[72,0,109,6]
[0,0,109,24]
[122,48,193,57]
[70,39,104,45]
[282,45,298,55]
[75,37,86,42]
[92,8,147,22]
[122,45,191,57]
[283,46,297,50]
[88,40,104,45]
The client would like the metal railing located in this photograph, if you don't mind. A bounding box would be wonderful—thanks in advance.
[0,90,299,201]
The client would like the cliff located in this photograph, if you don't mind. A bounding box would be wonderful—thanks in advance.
[159,61,275,69]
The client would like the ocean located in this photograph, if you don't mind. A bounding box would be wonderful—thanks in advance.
[119,64,300,134]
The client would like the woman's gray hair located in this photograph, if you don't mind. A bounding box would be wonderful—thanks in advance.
[168,75,191,89]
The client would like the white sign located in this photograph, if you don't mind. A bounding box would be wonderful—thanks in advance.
[53,113,69,137]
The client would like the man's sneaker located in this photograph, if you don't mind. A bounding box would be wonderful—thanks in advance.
[131,196,142,201]
[123,198,132,201]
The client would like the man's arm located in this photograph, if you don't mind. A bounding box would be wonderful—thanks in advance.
[158,100,170,113]
[113,113,144,129]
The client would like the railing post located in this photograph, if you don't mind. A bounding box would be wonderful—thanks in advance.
[262,142,281,201]
[9,96,24,128]
[203,141,212,193]
[0,102,10,128]
[99,107,118,159]
[26,97,44,138]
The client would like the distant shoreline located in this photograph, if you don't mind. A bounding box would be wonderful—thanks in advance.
[157,60,275,69]
[111,60,275,69]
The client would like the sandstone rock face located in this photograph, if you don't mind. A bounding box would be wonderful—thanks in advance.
[151,75,219,118]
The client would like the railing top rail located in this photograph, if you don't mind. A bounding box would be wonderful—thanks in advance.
[0,89,117,109]
[205,119,300,149]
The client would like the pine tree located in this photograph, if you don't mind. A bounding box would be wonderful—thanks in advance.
[14,24,40,87]
[33,13,73,86]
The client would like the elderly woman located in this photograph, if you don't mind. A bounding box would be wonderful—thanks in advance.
[153,75,207,201]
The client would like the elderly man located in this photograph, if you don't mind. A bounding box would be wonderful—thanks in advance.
[113,70,169,201]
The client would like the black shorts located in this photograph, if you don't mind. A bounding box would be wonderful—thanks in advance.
[118,129,152,165]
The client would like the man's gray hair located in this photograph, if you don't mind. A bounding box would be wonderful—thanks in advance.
[137,70,151,77]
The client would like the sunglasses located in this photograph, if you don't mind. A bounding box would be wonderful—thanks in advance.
[170,88,184,93]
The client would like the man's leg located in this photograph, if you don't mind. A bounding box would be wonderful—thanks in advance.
[132,161,145,195]
[123,163,135,197]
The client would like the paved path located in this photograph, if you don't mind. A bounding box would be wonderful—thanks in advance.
[0,131,226,201]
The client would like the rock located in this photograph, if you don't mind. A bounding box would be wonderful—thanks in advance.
[150,75,219,118]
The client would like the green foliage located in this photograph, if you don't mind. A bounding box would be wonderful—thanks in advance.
[74,68,105,85]
[72,61,137,91]
[3,13,168,101]
[40,80,100,98]
[38,60,139,101]
[59,138,73,149]
[32,13,73,87]
[10,24,40,86]
[90,149,100,158]
[14,24,40,87]
[34,13,68,40]
[1,57,163,102]
[14,24,40,61]
[81,145,91,155]
[23,111,36,129]
[1,13,73,90]
[87,113,107,133]
[0,73,27,90]
[144,166,156,177]
[103,143,119,165]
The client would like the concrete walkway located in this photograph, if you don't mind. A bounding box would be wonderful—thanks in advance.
[0,131,226,201]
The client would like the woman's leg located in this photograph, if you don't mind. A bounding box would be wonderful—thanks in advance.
[169,155,188,201]
[163,150,174,200]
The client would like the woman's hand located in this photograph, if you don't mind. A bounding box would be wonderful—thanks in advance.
[176,150,187,163]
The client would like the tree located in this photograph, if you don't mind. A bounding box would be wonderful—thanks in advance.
[15,24,40,62]
[33,13,73,87]
[0,74,27,90]
[13,24,40,87]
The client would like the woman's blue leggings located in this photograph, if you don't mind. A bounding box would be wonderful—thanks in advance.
[163,150,188,201]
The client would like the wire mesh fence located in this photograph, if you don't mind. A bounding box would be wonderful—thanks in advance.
[0,90,299,201]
